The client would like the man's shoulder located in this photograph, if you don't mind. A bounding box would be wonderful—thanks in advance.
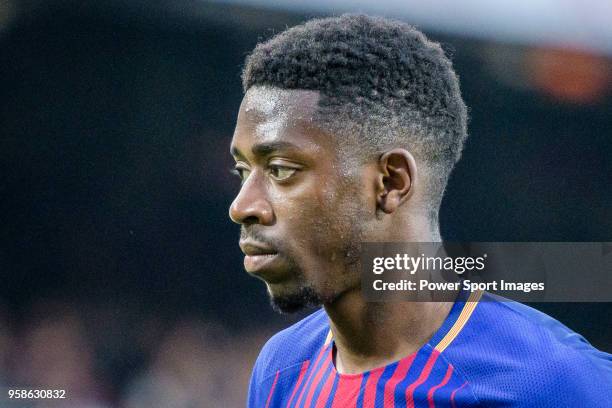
[252,308,329,382]
[464,293,611,365]
[443,293,612,406]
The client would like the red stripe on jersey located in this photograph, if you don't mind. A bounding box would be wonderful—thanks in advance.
[304,352,332,408]
[361,366,384,407]
[294,345,329,408]
[331,375,362,408]
[383,354,416,408]
[265,370,280,408]
[427,364,454,408]
[286,360,311,408]
[450,381,467,408]
[314,366,337,408]
[405,351,440,408]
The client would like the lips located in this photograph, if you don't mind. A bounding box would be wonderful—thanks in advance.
[240,241,277,256]
[239,240,280,273]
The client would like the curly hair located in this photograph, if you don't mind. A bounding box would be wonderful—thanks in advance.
[242,14,468,221]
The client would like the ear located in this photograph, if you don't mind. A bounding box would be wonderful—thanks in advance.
[376,149,417,214]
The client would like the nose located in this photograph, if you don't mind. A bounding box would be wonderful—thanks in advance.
[229,173,274,226]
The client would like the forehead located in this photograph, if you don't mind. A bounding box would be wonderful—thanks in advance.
[232,86,332,155]
[241,86,320,122]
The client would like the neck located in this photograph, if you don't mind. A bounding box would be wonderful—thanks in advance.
[324,291,452,374]
[378,211,441,242]
[324,215,450,374]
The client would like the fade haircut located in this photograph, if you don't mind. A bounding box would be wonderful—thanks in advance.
[242,14,468,220]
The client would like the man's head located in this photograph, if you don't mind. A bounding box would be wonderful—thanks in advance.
[229,14,468,313]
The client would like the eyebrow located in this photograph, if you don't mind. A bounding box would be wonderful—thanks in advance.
[231,141,300,159]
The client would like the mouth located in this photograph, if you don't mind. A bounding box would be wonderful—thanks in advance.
[239,241,280,273]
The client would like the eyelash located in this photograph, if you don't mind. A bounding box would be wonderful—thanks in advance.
[230,164,299,183]
[269,165,298,181]
[229,167,244,179]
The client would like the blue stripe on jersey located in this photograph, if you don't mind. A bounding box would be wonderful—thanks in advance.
[373,362,401,407]
[297,346,329,408]
[288,368,311,408]
[292,346,325,408]
[356,371,370,408]
[324,374,340,408]
[433,371,463,407]
[413,352,451,405]
[308,356,334,408]
[393,347,435,406]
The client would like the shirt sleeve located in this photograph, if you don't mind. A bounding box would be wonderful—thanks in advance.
[246,351,266,408]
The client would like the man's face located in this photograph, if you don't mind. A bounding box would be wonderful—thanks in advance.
[229,86,370,313]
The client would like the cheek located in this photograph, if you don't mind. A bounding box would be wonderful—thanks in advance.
[270,178,343,248]
[270,165,368,257]
[309,180,359,247]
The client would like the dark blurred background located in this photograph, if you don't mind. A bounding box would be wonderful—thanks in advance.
[0,0,610,406]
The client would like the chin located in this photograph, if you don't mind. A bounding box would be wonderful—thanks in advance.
[246,255,297,284]
[266,283,322,314]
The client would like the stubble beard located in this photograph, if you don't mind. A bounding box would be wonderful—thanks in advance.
[268,207,367,315]
[268,281,322,314]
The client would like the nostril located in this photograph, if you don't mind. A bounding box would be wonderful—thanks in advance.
[242,215,260,225]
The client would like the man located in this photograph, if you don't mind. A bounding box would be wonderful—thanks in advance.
[229,14,612,407]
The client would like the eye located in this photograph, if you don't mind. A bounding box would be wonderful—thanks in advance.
[231,165,251,184]
[269,165,297,181]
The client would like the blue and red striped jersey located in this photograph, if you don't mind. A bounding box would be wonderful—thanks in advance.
[247,290,612,407]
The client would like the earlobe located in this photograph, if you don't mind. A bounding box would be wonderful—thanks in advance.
[376,149,417,214]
